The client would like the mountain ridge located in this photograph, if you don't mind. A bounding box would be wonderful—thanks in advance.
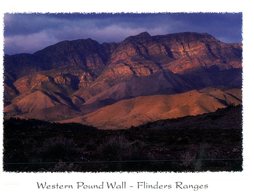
[4,32,242,128]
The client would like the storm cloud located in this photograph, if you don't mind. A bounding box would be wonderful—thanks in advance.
[4,13,242,55]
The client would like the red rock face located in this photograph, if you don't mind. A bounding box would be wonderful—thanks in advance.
[109,32,241,75]
[4,32,242,126]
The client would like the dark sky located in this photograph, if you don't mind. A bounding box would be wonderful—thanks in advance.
[4,13,242,55]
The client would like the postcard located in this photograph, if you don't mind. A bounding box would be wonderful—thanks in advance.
[0,0,253,194]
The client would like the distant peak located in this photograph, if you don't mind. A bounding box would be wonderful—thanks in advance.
[124,32,151,42]
[136,32,151,37]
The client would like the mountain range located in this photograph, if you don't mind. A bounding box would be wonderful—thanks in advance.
[4,32,242,129]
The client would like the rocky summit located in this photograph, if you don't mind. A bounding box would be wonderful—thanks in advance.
[4,32,242,129]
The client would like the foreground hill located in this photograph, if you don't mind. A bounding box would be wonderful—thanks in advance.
[61,88,241,129]
[4,105,242,172]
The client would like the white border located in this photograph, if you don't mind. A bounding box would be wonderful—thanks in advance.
[1,0,254,195]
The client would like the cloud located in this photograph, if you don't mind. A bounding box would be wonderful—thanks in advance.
[4,31,58,54]
[4,13,242,55]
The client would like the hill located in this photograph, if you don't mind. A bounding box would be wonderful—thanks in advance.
[61,88,241,129]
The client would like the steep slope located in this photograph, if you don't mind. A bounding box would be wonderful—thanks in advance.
[74,32,242,103]
[4,90,80,121]
[4,39,118,103]
[4,39,117,79]
[61,88,241,129]
[74,67,241,108]
[109,32,241,74]
[5,90,59,114]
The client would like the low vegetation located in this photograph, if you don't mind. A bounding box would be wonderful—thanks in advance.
[4,105,242,172]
